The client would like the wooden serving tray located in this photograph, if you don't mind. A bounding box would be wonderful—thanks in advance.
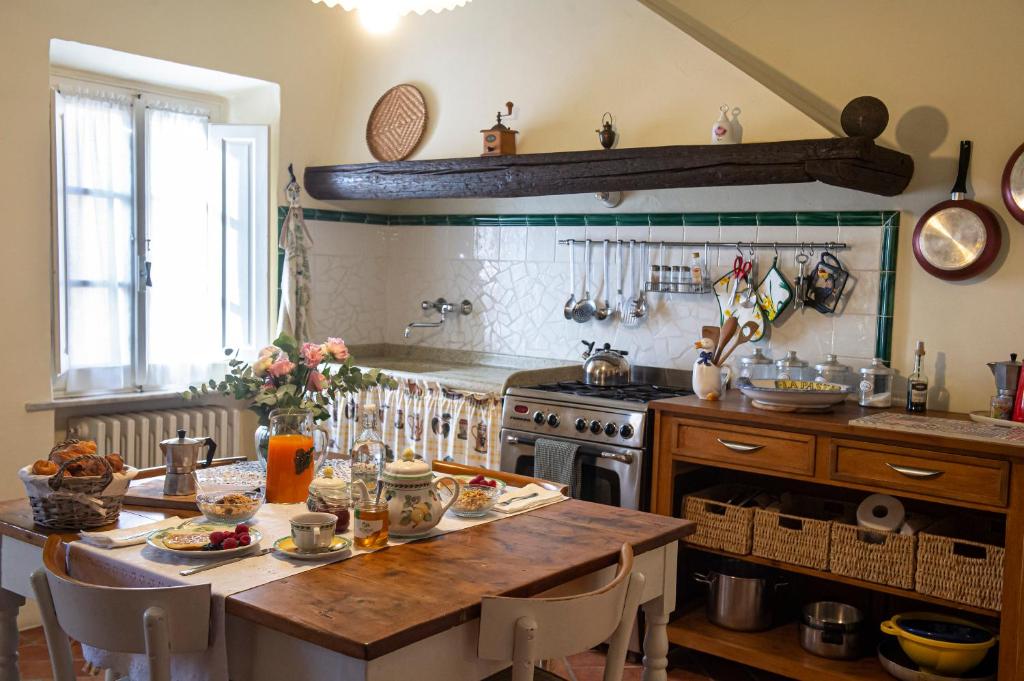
[122,476,198,511]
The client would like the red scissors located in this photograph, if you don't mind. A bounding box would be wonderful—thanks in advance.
[732,255,752,281]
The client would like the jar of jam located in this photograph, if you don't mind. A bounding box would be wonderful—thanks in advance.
[354,500,389,550]
[307,468,351,533]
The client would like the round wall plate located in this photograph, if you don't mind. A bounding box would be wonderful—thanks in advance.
[366,84,427,162]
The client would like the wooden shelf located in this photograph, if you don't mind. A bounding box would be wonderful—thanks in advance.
[688,544,1000,619]
[668,608,889,681]
[305,136,913,201]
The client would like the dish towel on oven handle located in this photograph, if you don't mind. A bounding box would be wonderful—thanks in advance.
[533,438,581,498]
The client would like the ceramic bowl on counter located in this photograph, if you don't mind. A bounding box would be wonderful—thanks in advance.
[880,613,997,676]
[878,637,996,681]
[193,470,265,524]
[736,377,852,413]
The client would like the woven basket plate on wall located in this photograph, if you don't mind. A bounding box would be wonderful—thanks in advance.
[366,84,428,162]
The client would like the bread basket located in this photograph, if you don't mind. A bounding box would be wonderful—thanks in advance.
[18,454,137,529]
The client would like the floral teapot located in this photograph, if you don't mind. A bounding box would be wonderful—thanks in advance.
[379,450,461,537]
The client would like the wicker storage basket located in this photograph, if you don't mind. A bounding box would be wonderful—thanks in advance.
[682,484,757,555]
[753,497,856,570]
[916,517,1004,612]
[18,455,137,530]
[830,521,916,589]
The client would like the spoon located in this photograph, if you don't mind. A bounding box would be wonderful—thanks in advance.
[717,321,759,366]
[632,242,649,320]
[622,241,643,328]
[616,240,625,315]
[572,240,597,323]
[563,239,576,320]
[713,316,739,365]
[595,240,611,321]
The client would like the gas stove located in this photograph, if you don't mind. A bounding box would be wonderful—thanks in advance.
[499,368,692,510]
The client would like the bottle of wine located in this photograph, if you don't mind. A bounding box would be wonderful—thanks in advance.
[906,341,928,413]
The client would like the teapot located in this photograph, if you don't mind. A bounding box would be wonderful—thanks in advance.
[582,341,630,386]
[160,429,216,496]
[377,450,461,537]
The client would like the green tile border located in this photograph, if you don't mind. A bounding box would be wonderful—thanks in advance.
[279,206,900,363]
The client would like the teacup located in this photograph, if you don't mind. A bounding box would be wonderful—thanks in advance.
[290,512,337,552]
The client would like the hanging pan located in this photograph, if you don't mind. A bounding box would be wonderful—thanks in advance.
[1001,141,1024,224]
[912,140,1001,281]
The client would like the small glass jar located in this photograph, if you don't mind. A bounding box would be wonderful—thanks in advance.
[815,354,853,386]
[990,392,1014,420]
[859,358,895,408]
[680,266,692,290]
[775,350,809,381]
[649,264,662,291]
[670,266,682,292]
[354,500,389,550]
[740,348,774,380]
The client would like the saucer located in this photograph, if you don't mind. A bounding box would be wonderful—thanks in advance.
[273,535,352,561]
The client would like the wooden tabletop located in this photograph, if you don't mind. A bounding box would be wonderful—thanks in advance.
[0,498,693,661]
[651,393,1024,461]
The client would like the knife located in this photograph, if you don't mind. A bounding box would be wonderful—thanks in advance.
[180,547,272,576]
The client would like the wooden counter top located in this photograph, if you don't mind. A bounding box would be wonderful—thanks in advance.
[651,393,1024,461]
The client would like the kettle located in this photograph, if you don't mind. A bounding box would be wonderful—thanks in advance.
[160,429,216,496]
[988,353,1021,397]
[582,341,631,386]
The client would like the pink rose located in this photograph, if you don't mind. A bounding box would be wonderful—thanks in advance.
[267,357,295,379]
[321,337,349,362]
[306,370,327,392]
[300,342,325,368]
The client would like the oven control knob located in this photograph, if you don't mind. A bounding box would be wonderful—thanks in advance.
[589,420,603,435]
[619,424,635,439]
[547,413,560,428]
[533,411,546,425]
[574,418,587,432]
[604,423,618,437]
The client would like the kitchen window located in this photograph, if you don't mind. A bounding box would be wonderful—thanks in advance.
[51,77,269,396]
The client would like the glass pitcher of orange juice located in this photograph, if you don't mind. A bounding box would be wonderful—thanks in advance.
[266,408,329,503]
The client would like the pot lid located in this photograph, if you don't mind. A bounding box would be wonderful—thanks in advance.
[775,350,808,369]
[159,429,202,447]
[860,357,894,377]
[740,348,773,366]
[815,354,851,373]
[385,447,430,476]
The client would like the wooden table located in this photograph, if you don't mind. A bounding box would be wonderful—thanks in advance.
[0,497,692,681]
[650,394,1022,681]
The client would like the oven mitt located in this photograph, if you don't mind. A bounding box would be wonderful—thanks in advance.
[756,257,793,322]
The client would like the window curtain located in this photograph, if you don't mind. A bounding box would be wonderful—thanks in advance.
[144,107,224,388]
[59,94,135,394]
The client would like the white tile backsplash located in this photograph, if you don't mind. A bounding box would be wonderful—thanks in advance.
[310,219,885,370]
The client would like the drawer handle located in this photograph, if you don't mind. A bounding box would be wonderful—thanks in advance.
[885,463,945,480]
[716,438,764,453]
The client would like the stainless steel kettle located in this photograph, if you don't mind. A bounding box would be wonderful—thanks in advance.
[582,341,630,386]
[160,429,216,496]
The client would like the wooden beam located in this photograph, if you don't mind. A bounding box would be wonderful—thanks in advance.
[304,137,913,201]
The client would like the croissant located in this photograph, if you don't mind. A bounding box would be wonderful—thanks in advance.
[31,460,58,476]
[49,440,106,476]
[105,453,125,473]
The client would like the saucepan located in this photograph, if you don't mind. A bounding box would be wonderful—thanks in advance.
[694,559,787,632]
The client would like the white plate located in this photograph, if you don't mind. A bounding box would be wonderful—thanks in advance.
[969,411,1024,428]
[738,378,850,412]
[147,523,262,558]
[273,535,352,561]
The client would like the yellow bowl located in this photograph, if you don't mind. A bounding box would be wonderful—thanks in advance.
[880,613,996,675]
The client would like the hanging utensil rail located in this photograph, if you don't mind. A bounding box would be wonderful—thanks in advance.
[557,240,849,250]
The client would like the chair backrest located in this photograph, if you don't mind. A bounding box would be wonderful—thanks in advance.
[478,544,647,681]
[34,535,211,654]
[431,460,569,496]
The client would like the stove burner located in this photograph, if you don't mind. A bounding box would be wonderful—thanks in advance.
[529,381,692,403]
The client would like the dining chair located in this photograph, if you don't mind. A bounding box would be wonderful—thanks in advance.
[431,460,570,496]
[30,535,211,681]
[478,543,646,681]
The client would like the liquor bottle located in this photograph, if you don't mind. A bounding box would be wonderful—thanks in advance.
[351,403,386,498]
[906,341,928,413]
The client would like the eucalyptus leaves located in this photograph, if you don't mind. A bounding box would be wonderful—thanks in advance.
[182,333,395,425]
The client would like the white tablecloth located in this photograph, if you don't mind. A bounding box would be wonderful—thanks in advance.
[72,491,565,681]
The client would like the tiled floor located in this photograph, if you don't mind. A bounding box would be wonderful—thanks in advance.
[18,626,783,680]
[16,627,95,681]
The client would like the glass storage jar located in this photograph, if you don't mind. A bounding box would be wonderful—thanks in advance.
[739,348,774,380]
[858,358,895,408]
[775,351,810,381]
[815,354,853,386]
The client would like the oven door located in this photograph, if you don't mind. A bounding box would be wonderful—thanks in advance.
[499,428,644,510]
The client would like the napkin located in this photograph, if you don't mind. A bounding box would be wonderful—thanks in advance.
[80,516,184,548]
[492,484,565,514]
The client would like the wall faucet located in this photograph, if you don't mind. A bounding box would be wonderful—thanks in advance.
[404,298,473,338]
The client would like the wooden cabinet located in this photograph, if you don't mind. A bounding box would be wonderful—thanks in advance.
[650,397,1023,681]
[830,439,1009,507]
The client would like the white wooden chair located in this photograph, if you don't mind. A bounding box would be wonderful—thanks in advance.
[30,535,211,681]
[479,543,646,681]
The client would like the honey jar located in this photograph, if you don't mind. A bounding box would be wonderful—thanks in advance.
[354,500,389,550]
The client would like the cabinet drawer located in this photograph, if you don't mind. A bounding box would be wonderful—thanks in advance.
[830,439,1009,507]
[669,419,815,476]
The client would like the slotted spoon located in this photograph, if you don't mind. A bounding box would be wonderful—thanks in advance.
[622,241,647,328]
[563,239,576,320]
[572,239,597,323]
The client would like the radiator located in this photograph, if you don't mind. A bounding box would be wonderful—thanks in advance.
[67,406,242,469]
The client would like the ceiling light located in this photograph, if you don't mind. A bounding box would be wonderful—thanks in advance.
[312,0,473,34]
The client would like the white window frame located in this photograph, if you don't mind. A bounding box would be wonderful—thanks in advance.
[50,72,267,397]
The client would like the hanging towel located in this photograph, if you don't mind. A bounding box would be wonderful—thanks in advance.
[534,438,581,498]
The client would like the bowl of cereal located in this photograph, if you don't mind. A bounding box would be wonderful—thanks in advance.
[193,470,265,524]
[450,483,502,518]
